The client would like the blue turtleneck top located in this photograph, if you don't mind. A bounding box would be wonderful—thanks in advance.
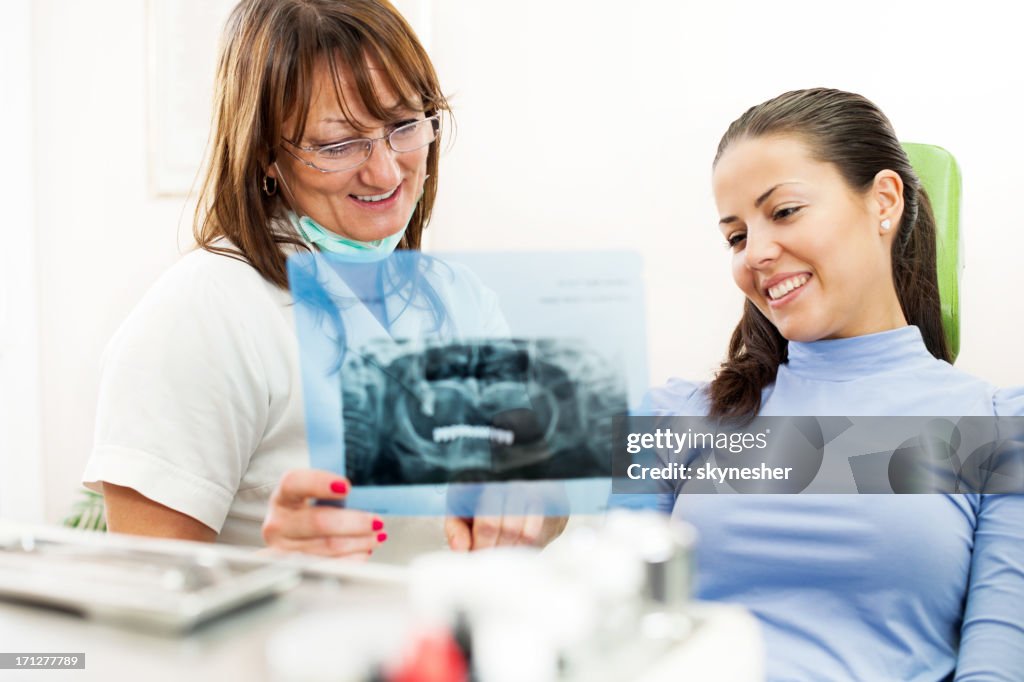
[644,326,1024,681]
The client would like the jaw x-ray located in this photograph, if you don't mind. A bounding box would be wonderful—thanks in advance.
[289,249,649,515]
[342,337,627,486]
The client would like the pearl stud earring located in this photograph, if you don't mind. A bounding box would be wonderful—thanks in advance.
[881,219,892,231]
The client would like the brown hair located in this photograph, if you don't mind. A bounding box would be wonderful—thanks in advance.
[194,0,449,288]
[708,88,951,421]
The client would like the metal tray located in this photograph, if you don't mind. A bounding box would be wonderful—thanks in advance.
[0,528,300,633]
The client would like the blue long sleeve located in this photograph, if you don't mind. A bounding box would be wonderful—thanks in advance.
[957,388,1024,679]
[956,494,1024,680]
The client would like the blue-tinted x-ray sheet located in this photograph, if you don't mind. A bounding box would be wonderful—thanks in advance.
[288,250,648,515]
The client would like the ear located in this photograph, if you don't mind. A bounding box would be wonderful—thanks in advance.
[264,142,284,179]
[871,169,904,235]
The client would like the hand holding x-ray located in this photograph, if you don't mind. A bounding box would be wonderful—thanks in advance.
[443,514,568,551]
[443,481,569,551]
[440,416,573,551]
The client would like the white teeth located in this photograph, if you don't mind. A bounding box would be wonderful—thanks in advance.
[432,425,515,446]
[768,275,810,301]
[354,187,397,203]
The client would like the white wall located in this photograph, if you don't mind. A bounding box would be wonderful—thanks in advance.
[0,0,44,523]
[5,0,1023,523]
[427,0,1024,387]
[30,0,192,522]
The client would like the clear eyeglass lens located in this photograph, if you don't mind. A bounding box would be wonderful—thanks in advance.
[315,140,373,171]
[312,117,438,171]
[389,118,437,152]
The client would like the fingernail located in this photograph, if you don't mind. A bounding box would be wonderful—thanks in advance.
[330,480,348,494]
[372,518,384,531]
[377,533,388,543]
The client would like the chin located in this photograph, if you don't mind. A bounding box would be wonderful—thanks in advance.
[781,331,824,343]
[771,318,827,344]
[347,221,407,243]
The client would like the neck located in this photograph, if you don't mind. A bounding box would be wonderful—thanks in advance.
[826,285,907,340]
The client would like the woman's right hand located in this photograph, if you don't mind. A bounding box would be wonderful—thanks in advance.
[261,469,386,559]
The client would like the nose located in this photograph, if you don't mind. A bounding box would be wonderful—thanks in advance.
[743,226,782,271]
[358,135,402,189]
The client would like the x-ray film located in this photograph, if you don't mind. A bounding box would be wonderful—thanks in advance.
[288,250,648,515]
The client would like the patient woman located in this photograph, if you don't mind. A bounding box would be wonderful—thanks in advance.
[84,0,562,557]
[647,89,1024,680]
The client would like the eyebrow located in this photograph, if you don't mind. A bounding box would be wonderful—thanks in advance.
[318,118,358,130]
[311,109,419,138]
[719,182,801,225]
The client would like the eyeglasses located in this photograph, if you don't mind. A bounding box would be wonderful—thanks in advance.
[281,115,440,173]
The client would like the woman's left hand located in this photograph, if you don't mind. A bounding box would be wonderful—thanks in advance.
[444,515,568,551]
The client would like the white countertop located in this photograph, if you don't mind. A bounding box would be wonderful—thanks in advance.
[0,522,764,682]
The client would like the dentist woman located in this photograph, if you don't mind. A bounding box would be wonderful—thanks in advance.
[83,0,563,558]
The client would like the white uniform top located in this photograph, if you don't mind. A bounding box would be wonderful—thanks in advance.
[83,245,506,551]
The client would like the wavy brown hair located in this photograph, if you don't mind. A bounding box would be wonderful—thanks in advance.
[194,0,449,288]
[708,88,951,421]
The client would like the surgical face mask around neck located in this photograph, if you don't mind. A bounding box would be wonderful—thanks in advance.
[290,211,408,263]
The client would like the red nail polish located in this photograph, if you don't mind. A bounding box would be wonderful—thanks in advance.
[377,533,388,543]
[372,519,384,531]
[330,480,348,494]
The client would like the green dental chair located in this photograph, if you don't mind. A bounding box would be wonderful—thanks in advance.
[903,142,962,360]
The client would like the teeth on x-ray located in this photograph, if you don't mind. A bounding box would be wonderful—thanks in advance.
[432,425,516,445]
[342,338,627,485]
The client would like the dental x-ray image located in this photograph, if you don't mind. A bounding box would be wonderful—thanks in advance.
[341,338,627,485]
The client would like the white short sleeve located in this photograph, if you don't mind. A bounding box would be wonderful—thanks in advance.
[83,252,271,532]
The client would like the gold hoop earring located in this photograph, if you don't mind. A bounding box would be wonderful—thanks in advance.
[262,175,278,196]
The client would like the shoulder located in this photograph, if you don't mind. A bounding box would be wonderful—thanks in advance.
[917,359,1004,416]
[153,245,272,298]
[423,256,489,295]
[135,245,290,325]
[106,245,292,369]
[419,255,509,336]
[995,385,1024,417]
[827,353,1003,416]
[925,357,999,390]
[641,378,710,416]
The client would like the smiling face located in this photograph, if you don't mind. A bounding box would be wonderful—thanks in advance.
[713,134,908,342]
[269,56,430,243]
